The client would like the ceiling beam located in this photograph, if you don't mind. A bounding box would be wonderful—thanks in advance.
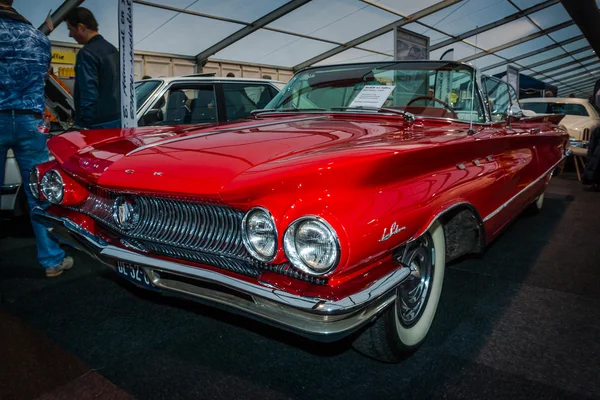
[518,46,589,70]
[546,66,600,84]
[134,0,392,63]
[39,0,84,35]
[553,68,600,84]
[195,0,312,64]
[558,81,596,92]
[133,0,389,61]
[557,75,599,89]
[460,20,575,62]
[431,0,560,51]
[293,0,461,71]
[532,55,598,76]
[480,35,585,71]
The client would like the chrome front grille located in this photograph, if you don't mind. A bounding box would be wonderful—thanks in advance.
[140,240,262,277]
[76,188,249,261]
[73,187,328,285]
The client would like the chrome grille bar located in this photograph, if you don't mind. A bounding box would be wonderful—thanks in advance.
[75,188,250,261]
[72,186,328,285]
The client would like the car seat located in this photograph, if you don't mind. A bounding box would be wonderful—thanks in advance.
[165,90,188,124]
[189,90,217,123]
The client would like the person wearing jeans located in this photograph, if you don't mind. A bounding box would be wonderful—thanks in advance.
[0,0,73,277]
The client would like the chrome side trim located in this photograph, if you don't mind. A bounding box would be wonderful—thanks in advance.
[482,156,564,223]
[126,116,328,156]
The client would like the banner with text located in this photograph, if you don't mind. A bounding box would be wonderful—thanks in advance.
[119,0,137,128]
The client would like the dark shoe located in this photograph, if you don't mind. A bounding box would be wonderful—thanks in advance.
[45,256,74,277]
[584,184,600,192]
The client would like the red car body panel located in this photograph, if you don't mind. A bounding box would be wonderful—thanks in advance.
[43,112,568,297]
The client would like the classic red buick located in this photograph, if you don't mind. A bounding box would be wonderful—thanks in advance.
[31,61,568,362]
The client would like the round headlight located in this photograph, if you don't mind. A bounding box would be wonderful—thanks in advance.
[29,167,40,200]
[283,217,340,275]
[40,170,64,204]
[242,207,277,262]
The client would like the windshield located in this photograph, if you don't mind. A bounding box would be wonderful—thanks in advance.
[135,80,162,111]
[521,101,591,117]
[266,62,486,123]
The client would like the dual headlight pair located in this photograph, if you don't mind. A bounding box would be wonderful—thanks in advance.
[29,169,339,276]
[29,168,64,204]
[242,208,340,276]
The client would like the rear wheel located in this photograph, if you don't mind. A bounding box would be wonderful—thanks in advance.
[352,220,446,363]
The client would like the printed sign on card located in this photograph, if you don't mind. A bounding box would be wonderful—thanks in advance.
[348,85,395,109]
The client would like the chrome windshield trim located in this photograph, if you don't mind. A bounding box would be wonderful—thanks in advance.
[126,116,329,156]
[483,156,565,223]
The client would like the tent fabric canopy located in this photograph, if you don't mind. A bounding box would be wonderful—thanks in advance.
[23,0,600,97]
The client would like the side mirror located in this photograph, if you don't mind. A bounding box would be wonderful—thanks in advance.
[506,104,523,127]
[141,109,163,126]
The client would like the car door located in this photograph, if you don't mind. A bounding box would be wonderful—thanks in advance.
[483,77,540,234]
[221,82,279,122]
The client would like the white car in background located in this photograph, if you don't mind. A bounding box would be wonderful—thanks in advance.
[1,75,284,217]
[520,97,600,144]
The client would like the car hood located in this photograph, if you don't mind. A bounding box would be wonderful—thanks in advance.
[559,115,599,140]
[560,115,597,128]
[48,114,465,201]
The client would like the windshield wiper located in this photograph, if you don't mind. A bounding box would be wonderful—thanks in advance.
[330,106,414,122]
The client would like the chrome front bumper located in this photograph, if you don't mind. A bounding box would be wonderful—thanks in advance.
[32,208,411,342]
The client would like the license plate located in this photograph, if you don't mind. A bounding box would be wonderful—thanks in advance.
[115,261,158,291]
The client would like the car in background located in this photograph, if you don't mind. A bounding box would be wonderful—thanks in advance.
[2,75,284,217]
[31,61,568,362]
[520,97,600,145]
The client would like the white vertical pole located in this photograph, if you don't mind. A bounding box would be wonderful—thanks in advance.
[119,0,137,128]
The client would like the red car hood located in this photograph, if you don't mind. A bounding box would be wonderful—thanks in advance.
[48,115,463,200]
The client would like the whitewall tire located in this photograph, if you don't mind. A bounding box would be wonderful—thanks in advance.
[352,220,446,363]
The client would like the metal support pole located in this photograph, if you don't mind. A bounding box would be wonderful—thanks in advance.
[38,0,85,35]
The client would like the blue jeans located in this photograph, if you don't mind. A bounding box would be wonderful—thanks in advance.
[0,112,66,269]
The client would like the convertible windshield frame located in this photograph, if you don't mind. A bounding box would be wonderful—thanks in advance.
[266,61,492,124]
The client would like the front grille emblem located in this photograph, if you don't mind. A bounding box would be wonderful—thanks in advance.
[112,197,140,230]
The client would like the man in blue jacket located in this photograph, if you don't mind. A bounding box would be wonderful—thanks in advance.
[66,7,121,129]
[0,0,73,277]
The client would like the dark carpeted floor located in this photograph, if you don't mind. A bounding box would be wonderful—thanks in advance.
[1,173,599,400]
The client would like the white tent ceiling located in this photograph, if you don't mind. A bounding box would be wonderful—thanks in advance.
[19,0,600,97]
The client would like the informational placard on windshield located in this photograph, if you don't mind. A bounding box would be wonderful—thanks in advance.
[349,85,395,109]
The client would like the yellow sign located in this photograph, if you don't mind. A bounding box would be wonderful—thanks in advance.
[58,67,75,78]
[51,50,75,65]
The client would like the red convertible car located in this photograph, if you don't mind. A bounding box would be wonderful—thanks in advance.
[31,61,568,362]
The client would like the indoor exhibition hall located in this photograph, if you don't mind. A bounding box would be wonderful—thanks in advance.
[1,0,600,399]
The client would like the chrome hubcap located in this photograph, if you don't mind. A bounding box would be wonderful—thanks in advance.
[397,234,434,327]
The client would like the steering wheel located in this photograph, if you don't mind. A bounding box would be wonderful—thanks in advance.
[405,95,458,119]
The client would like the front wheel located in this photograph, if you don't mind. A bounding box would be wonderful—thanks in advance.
[352,220,446,363]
